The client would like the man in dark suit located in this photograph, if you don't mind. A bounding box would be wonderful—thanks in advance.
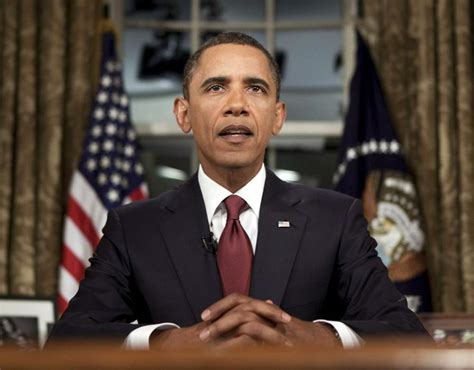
[49,32,427,349]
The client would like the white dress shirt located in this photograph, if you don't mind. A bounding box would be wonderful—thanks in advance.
[124,165,362,349]
[199,163,265,251]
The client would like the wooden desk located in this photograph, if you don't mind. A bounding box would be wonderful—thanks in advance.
[1,341,473,369]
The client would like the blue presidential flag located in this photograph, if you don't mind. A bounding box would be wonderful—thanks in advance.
[334,32,431,312]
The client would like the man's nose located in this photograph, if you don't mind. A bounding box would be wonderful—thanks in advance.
[224,89,249,116]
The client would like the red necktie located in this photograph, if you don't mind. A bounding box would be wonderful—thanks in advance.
[217,195,253,296]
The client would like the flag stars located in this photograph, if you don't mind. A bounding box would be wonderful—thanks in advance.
[77,54,147,207]
[135,163,144,175]
[94,108,105,120]
[346,148,357,160]
[361,142,370,155]
[111,173,122,185]
[114,158,122,170]
[369,139,378,153]
[97,91,108,104]
[109,108,119,120]
[334,139,404,185]
[124,144,135,157]
[118,111,127,122]
[106,123,117,135]
[390,140,400,153]
[91,126,102,137]
[122,161,131,172]
[107,189,120,203]
[97,173,107,186]
[101,75,112,87]
[100,156,111,168]
[103,140,114,152]
[85,159,97,171]
[88,142,99,154]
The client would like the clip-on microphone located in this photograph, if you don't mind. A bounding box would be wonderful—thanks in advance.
[201,232,218,254]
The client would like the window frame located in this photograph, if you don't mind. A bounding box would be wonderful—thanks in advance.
[107,0,358,180]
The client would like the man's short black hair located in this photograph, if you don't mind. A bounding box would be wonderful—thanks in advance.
[182,32,281,100]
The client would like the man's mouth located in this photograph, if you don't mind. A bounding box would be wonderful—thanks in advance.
[218,125,253,137]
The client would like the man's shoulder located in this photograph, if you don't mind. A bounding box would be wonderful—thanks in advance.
[288,182,352,200]
[113,183,187,219]
[284,181,358,214]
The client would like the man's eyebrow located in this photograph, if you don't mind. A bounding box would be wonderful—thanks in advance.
[244,77,270,90]
[200,76,228,89]
[199,76,272,91]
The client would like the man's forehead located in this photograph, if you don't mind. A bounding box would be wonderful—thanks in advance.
[193,44,273,81]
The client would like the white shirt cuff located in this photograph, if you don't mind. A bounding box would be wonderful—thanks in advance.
[122,322,181,350]
[314,320,364,348]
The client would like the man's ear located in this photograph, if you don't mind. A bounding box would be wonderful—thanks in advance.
[272,101,286,136]
[174,97,191,133]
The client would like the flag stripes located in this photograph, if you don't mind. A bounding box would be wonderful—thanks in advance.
[60,246,86,283]
[58,30,148,315]
[67,196,101,249]
[69,172,108,235]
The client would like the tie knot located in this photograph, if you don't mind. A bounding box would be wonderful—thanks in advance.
[224,195,247,220]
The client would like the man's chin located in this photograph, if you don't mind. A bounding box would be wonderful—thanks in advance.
[208,158,263,174]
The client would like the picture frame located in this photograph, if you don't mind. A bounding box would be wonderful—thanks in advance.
[0,297,55,349]
[419,313,474,346]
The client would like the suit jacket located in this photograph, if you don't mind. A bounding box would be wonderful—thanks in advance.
[50,170,427,341]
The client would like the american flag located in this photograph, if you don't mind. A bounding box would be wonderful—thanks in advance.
[58,31,148,314]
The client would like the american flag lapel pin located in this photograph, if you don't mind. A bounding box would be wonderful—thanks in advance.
[278,220,290,228]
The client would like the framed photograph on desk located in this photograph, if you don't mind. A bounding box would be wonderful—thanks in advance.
[420,313,474,346]
[0,298,55,349]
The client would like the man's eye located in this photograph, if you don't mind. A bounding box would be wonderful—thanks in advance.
[208,85,224,92]
[249,85,264,93]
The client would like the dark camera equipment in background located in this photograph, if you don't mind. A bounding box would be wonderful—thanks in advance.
[133,0,286,81]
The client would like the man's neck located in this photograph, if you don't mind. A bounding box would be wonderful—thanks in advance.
[200,163,263,193]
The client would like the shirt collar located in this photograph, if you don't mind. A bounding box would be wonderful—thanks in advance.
[198,164,266,224]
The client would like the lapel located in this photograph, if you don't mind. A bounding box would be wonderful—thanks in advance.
[158,174,223,322]
[250,170,308,306]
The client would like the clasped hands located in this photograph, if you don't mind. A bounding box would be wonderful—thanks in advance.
[151,293,340,349]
